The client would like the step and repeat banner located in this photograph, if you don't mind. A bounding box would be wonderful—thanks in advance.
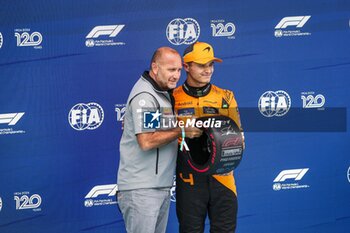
[1,1,350,232]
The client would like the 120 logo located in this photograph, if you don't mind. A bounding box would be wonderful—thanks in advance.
[115,104,126,122]
[15,32,42,47]
[211,22,235,37]
[301,94,325,108]
[14,194,42,210]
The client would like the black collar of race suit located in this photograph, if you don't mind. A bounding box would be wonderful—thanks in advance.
[183,81,211,97]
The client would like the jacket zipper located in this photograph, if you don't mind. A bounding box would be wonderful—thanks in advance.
[154,92,173,175]
[155,148,159,174]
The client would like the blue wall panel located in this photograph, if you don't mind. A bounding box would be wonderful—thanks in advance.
[1,1,350,232]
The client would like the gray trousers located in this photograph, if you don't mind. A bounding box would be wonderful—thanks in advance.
[117,188,171,233]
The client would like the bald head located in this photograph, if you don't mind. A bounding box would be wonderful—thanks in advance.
[149,47,182,90]
[150,47,181,70]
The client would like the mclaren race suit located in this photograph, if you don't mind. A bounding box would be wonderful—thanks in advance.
[173,82,243,233]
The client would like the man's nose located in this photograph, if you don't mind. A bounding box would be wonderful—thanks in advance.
[175,70,181,79]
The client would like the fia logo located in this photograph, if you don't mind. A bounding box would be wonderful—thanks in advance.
[14,193,42,211]
[301,92,325,108]
[15,29,42,48]
[258,90,291,117]
[166,18,200,45]
[143,110,162,129]
[68,102,104,130]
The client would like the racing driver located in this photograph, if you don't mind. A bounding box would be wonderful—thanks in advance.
[173,41,244,233]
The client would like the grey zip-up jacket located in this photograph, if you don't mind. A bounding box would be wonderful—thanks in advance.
[117,71,177,191]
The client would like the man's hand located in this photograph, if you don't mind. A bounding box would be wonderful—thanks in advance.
[184,126,203,139]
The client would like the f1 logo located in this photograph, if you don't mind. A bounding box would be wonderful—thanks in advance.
[273,168,309,182]
[86,25,125,38]
[85,184,118,198]
[275,16,311,29]
[0,112,25,125]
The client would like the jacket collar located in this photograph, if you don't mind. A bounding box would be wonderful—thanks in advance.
[141,71,175,109]
[142,71,165,92]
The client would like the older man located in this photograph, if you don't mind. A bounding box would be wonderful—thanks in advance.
[117,47,202,233]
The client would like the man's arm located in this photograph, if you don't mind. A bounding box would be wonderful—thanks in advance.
[137,128,180,151]
[129,93,201,151]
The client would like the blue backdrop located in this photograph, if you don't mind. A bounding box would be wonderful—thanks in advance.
[1,1,350,232]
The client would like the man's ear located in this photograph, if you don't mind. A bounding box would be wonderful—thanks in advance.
[151,62,158,75]
[183,62,190,72]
